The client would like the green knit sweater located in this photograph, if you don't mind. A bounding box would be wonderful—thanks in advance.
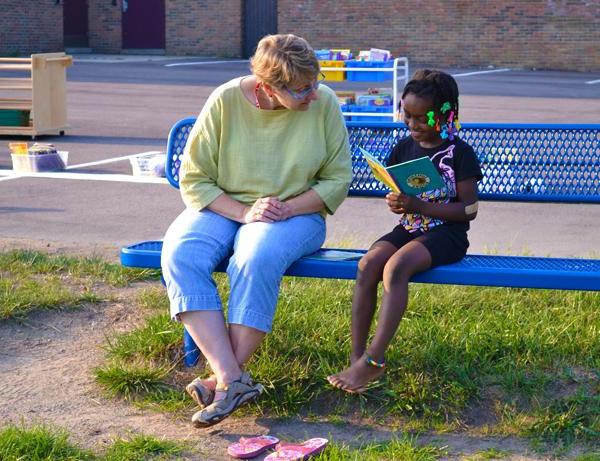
[180,77,352,216]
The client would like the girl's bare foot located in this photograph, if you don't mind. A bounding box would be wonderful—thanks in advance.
[349,353,362,365]
[327,355,385,393]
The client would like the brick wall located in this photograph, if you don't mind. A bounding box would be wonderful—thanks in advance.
[166,0,242,56]
[0,1,63,55]
[88,0,122,53]
[278,0,600,72]
[2,1,597,71]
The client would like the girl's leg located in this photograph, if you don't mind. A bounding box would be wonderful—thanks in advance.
[327,242,396,390]
[367,240,431,361]
[226,213,326,363]
[349,241,398,363]
[329,240,432,392]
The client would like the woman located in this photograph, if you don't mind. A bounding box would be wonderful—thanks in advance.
[161,34,352,428]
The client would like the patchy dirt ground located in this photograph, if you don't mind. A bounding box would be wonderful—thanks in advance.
[0,239,590,460]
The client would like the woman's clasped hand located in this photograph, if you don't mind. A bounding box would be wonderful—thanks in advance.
[244,197,293,223]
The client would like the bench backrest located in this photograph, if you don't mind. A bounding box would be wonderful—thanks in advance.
[166,118,600,204]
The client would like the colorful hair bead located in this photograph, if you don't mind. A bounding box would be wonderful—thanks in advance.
[440,124,449,139]
[440,102,451,113]
[427,111,435,127]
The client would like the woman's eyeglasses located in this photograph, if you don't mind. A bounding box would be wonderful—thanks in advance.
[284,73,326,100]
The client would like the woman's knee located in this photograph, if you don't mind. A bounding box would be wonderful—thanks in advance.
[162,241,214,280]
[230,244,286,277]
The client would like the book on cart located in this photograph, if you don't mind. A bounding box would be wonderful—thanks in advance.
[360,147,445,195]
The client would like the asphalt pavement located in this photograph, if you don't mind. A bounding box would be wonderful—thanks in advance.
[1,56,599,260]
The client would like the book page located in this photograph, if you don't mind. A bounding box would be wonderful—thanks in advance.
[359,148,400,193]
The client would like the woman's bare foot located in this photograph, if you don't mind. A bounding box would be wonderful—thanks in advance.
[327,355,385,393]
[186,374,218,407]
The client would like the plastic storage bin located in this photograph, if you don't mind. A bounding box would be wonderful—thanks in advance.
[130,152,166,177]
[315,49,331,60]
[0,109,29,127]
[356,94,393,106]
[345,60,394,82]
[346,104,393,122]
[11,151,68,172]
[319,60,345,81]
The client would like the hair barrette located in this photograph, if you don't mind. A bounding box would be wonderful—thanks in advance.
[427,111,435,127]
[440,124,449,139]
[440,102,451,113]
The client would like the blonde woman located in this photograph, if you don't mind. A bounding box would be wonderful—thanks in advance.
[161,34,352,427]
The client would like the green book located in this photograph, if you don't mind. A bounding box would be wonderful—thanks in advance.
[360,147,445,195]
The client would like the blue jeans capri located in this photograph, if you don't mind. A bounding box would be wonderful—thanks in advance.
[161,208,326,333]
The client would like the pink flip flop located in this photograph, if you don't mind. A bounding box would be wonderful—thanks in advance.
[227,435,280,459]
[264,438,329,461]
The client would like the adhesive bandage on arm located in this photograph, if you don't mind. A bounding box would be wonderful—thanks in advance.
[464,201,479,216]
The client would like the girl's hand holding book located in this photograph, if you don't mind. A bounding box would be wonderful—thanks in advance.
[386,192,421,214]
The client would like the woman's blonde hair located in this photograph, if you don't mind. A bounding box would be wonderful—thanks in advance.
[250,34,319,88]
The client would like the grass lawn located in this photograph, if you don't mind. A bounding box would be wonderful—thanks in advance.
[0,424,183,461]
[96,269,600,447]
[0,249,159,320]
[1,249,599,459]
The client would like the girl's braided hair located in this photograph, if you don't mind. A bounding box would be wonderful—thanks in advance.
[401,69,462,139]
[401,69,460,118]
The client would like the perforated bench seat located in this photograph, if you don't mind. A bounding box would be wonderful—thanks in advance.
[121,241,600,291]
[122,118,600,293]
[121,119,600,366]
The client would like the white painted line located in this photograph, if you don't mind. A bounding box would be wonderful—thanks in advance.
[0,170,168,184]
[452,68,512,77]
[0,175,22,183]
[585,79,600,84]
[65,151,162,170]
[165,60,248,67]
[0,151,167,183]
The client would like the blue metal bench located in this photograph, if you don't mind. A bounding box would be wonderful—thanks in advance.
[121,118,600,366]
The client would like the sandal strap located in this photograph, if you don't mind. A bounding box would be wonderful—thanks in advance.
[215,371,253,392]
[192,373,264,427]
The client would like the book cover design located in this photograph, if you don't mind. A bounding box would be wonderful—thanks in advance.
[359,147,445,195]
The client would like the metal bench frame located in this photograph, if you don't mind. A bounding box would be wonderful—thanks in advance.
[120,118,600,366]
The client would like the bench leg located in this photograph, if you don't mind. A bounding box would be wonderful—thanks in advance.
[183,327,201,368]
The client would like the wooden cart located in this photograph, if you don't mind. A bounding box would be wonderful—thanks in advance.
[0,52,73,138]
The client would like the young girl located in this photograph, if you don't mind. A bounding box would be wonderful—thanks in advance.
[328,69,483,393]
